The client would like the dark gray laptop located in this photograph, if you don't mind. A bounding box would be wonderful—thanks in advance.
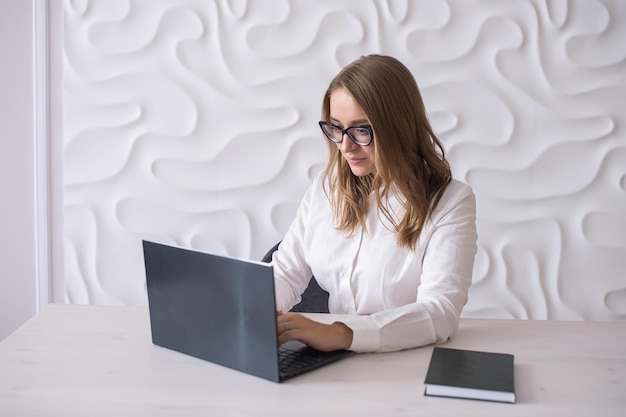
[143,240,354,382]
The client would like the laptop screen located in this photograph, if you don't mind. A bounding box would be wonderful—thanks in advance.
[143,240,281,381]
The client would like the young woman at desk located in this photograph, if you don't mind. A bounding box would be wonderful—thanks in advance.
[272,55,477,353]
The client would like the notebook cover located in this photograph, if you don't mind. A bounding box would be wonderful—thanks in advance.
[424,347,515,403]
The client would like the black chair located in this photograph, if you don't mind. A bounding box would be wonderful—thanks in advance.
[262,241,329,313]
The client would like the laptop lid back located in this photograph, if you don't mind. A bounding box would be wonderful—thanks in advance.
[143,240,281,382]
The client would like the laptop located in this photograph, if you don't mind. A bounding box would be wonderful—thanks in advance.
[142,240,354,382]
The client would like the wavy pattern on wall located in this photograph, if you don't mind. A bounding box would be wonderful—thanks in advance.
[60,0,626,320]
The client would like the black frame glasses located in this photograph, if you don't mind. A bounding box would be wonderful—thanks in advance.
[319,121,374,146]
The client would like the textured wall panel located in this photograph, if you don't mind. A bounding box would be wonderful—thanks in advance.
[59,0,626,320]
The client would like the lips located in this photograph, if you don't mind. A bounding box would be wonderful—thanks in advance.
[346,157,365,164]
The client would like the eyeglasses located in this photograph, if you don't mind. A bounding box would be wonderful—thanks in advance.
[319,121,374,146]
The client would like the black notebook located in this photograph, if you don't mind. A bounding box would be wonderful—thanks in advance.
[424,347,515,403]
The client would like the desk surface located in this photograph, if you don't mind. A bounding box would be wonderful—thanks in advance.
[1,304,625,417]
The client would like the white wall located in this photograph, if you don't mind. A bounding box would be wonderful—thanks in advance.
[0,0,41,341]
[52,0,626,320]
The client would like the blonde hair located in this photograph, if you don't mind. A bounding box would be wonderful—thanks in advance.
[321,55,451,250]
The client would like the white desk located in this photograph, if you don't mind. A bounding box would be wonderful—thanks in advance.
[0,304,624,416]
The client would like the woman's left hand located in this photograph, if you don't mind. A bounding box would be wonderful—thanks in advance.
[276,311,353,352]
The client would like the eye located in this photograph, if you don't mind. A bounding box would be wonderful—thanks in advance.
[350,126,372,138]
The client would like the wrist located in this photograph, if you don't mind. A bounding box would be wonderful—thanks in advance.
[332,322,354,350]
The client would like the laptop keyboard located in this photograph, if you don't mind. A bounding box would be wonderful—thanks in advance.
[278,346,329,375]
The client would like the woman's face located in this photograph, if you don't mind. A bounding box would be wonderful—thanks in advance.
[329,87,376,176]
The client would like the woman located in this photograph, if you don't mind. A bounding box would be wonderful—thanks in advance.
[272,55,477,353]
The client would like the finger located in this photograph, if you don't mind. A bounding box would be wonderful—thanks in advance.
[276,312,294,327]
[278,325,293,345]
[276,318,290,335]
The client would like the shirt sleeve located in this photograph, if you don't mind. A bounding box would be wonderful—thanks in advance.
[271,181,316,312]
[338,184,478,352]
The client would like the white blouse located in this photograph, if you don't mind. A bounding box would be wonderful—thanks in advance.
[272,173,478,353]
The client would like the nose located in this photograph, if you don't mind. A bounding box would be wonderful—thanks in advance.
[338,133,359,152]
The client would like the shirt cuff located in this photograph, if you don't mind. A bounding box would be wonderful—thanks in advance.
[336,316,381,352]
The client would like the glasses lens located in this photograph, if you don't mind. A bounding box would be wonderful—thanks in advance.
[321,123,342,143]
[346,126,372,146]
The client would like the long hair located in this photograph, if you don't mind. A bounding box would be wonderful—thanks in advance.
[321,55,451,250]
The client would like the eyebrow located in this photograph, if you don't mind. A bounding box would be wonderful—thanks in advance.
[329,117,370,126]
